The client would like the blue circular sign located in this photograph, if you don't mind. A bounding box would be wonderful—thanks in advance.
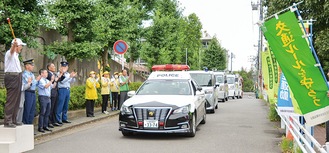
[113,40,128,54]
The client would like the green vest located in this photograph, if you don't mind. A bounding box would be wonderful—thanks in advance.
[119,76,129,92]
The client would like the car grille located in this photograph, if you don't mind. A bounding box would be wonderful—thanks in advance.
[134,107,171,121]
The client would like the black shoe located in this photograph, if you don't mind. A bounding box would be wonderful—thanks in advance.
[4,123,16,128]
[48,124,54,128]
[15,122,23,126]
[58,122,63,125]
[43,127,52,132]
[38,128,45,133]
[62,120,71,123]
[53,123,61,126]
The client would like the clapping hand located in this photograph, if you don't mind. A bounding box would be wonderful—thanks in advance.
[36,75,42,81]
[70,71,77,78]
[27,77,32,84]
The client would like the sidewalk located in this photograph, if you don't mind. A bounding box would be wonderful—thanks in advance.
[34,107,119,139]
[314,125,326,146]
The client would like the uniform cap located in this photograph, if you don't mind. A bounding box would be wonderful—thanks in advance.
[60,61,69,67]
[11,38,27,46]
[114,72,119,75]
[89,71,96,75]
[103,71,109,75]
[23,59,34,65]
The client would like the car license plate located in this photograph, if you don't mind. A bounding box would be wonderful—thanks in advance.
[144,120,158,128]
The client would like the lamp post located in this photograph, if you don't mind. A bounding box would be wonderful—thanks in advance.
[251,0,264,96]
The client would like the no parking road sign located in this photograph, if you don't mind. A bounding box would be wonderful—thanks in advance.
[113,40,128,55]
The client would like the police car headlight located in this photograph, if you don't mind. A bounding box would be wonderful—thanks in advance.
[204,89,213,94]
[120,105,133,115]
[173,105,190,114]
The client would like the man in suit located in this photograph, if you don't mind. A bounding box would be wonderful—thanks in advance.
[46,63,62,127]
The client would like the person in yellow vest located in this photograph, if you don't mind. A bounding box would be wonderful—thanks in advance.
[85,71,100,117]
[101,71,110,114]
[110,72,120,111]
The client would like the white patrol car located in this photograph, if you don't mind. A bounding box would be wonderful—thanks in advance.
[188,71,219,113]
[213,71,229,102]
[119,70,207,137]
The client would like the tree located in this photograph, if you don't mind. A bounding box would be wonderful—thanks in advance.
[140,0,186,68]
[263,0,329,71]
[45,0,102,64]
[183,13,203,70]
[201,37,226,70]
[238,68,255,92]
[0,0,44,50]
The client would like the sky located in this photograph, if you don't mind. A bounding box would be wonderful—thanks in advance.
[178,0,260,71]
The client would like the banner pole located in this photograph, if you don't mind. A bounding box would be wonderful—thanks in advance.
[294,3,329,143]
[264,1,303,21]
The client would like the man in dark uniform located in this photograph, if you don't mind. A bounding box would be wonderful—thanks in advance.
[46,63,62,127]
[22,59,41,124]
[3,38,26,128]
[55,61,76,124]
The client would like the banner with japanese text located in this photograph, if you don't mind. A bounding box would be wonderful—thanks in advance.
[277,72,301,116]
[261,51,270,101]
[263,11,329,126]
[268,46,279,104]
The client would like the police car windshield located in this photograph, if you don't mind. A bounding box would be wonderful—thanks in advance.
[215,75,223,83]
[189,73,212,87]
[137,80,191,95]
[227,77,235,84]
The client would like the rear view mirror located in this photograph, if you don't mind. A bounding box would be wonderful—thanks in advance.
[128,91,136,97]
[197,87,203,91]
[215,82,220,87]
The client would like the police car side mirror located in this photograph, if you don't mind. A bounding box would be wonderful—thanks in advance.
[197,87,203,91]
[128,91,136,97]
[215,82,220,87]
[196,90,204,96]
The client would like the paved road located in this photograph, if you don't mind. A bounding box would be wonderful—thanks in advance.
[29,93,281,153]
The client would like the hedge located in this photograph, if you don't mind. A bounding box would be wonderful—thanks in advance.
[0,82,143,119]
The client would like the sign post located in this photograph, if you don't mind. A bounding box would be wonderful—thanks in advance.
[113,40,128,70]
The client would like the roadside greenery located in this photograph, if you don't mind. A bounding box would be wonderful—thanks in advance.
[0,82,142,119]
[237,68,255,92]
[268,104,280,122]
[280,136,303,153]
[264,0,329,72]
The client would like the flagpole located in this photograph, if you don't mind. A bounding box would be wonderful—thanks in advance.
[264,1,303,21]
[293,3,329,145]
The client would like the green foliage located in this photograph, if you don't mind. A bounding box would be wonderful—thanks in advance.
[129,82,143,91]
[0,0,44,49]
[44,41,102,60]
[263,0,329,72]
[268,104,280,122]
[238,68,256,92]
[280,136,294,153]
[0,89,6,119]
[201,37,227,70]
[69,85,102,110]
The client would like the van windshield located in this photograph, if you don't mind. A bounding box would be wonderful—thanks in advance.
[215,75,223,83]
[190,73,212,87]
[137,80,191,95]
[227,77,235,84]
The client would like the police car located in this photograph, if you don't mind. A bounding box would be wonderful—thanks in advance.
[119,65,207,137]
[188,70,219,113]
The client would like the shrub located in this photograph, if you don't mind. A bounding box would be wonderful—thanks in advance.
[0,89,6,119]
[129,82,143,91]
[268,104,280,122]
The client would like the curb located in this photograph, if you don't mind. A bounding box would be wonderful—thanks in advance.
[34,110,120,140]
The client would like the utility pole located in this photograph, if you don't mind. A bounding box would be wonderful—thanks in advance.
[185,48,188,65]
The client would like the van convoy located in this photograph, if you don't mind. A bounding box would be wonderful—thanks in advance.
[119,64,243,137]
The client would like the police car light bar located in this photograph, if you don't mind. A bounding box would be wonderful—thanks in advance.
[152,64,190,71]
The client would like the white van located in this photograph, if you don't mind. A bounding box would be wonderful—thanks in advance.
[235,74,243,99]
[227,74,237,99]
[213,71,228,102]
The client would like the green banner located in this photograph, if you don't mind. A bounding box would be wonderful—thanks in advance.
[263,11,329,126]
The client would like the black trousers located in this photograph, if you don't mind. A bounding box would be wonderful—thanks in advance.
[119,91,128,109]
[111,92,119,109]
[101,94,109,112]
[86,99,95,117]
[49,95,58,124]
